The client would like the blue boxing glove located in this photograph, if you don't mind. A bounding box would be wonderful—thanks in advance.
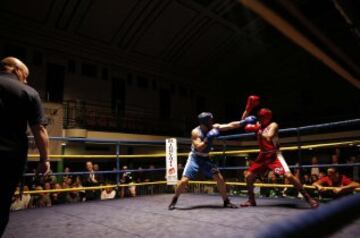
[204,128,220,143]
[239,115,257,127]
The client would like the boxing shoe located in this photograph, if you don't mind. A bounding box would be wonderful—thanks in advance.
[168,196,178,210]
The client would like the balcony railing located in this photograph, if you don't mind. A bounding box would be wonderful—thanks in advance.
[63,100,193,136]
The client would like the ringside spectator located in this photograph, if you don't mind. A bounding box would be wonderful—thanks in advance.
[313,168,359,199]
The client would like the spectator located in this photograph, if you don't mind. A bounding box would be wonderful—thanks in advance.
[65,177,73,187]
[146,164,156,195]
[308,174,319,197]
[42,182,52,206]
[331,154,339,165]
[293,162,301,180]
[93,163,103,183]
[253,178,261,197]
[62,180,69,190]
[83,161,99,201]
[21,186,31,209]
[51,183,67,205]
[310,156,320,177]
[120,165,136,198]
[65,177,83,203]
[66,188,81,203]
[10,187,22,211]
[135,166,144,183]
[243,169,250,180]
[74,176,86,202]
[282,178,298,197]
[319,171,326,179]
[313,168,360,199]
[302,174,312,185]
[267,173,282,198]
[42,171,57,185]
[101,184,116,200]
[27,169,41,189]
[62,167,73,183]
[30,186,51,208]
[85,161,98,184]
[10,186,31,211]
[310,174,319,184]
[148,164,156,181]
[346,156,359,181]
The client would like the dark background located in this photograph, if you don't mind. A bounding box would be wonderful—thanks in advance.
[0,0,359,135]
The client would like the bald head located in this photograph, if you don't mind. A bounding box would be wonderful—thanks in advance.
[1,57,29,83]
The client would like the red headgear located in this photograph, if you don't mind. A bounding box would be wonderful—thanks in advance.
[258,108,272,127]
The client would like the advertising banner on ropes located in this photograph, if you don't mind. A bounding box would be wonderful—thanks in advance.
[166,138,178,185]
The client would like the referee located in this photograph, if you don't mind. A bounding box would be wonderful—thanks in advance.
[0,57,51,236]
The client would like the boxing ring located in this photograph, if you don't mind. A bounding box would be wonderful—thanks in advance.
[4,119,360,238]
[4,194,360,238]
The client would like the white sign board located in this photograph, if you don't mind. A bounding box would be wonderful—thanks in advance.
[166,138,178,185]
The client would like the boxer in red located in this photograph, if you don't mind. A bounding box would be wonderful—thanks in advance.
[240,98,319,208]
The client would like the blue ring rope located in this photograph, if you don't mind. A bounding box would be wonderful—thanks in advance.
[26,118,360,144]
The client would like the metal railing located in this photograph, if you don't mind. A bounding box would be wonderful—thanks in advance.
[63,100,193,136]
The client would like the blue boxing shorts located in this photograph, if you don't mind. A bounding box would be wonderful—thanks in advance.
[183,152,220,179]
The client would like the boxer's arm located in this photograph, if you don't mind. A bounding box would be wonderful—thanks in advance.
[260,122,278,141]
[191,129,207,152]
[214,121,241,131]
[215,116,257,132]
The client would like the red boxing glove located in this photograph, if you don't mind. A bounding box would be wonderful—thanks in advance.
[244,123,260,132]
[245,95,260,112]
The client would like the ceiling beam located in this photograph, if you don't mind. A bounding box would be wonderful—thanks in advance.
[238,0,360,89]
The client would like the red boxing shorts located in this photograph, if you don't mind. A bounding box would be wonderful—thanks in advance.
[248,151,290,175]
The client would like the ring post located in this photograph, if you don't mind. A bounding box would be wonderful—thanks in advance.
[222,141,227,167]
[116,143,120,188]
[296,128,302,171]
[57,143,66,174]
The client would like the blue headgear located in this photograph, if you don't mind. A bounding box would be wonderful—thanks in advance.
[198,112,213,126]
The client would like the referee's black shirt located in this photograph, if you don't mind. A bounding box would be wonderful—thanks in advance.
[0,72,45,153]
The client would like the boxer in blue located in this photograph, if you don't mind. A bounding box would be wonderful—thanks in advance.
[168,112,256,210]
